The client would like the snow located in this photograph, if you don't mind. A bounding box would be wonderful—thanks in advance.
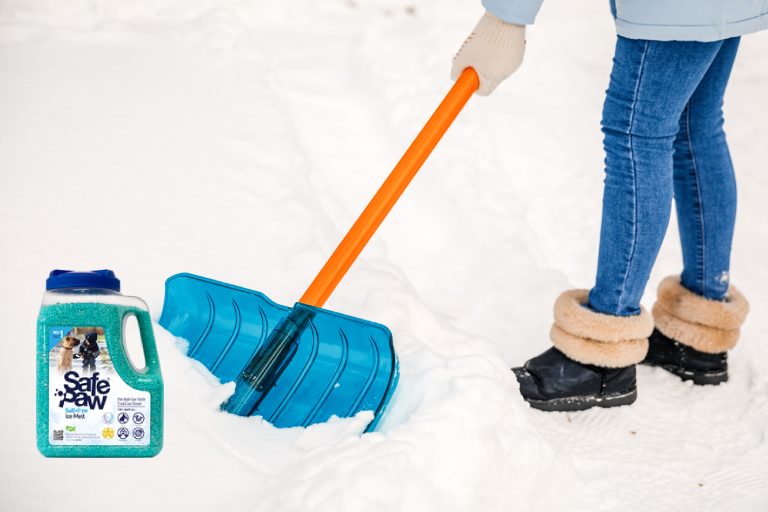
[2,0,768,510]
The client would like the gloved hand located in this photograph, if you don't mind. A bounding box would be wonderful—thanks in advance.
[451,11,526,96]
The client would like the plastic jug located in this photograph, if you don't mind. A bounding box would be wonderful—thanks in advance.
[37,270,163,457]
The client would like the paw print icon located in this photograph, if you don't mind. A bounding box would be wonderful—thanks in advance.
[117,427,130,440]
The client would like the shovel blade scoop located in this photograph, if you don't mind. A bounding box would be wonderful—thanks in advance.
[159,273,399,431]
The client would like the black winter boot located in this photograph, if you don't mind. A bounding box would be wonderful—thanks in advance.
[513,348,637,411]
[641,329,727,385]
[513,289,655,412]
[647,276,749,386]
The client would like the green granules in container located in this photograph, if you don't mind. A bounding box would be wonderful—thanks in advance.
[37,270,163,458]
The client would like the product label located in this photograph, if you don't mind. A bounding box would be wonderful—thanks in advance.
[49,327,150,445]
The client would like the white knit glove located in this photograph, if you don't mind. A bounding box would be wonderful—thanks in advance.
[451,11,526,96]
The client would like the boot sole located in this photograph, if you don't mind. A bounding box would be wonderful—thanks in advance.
[524,387,637,412]
[641,362,728,386]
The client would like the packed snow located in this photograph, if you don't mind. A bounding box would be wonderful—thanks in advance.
[2,0,768,510]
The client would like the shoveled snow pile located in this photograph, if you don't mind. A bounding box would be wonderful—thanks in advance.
[2,0,767,510]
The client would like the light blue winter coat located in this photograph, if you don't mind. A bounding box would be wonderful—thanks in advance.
[482,0,768,41]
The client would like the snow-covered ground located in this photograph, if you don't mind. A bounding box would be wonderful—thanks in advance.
[2,1,768,510]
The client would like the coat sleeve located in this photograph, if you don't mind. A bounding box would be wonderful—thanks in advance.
[481,0,546,25]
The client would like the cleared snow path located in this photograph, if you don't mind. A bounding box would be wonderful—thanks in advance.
[2,1,767,511]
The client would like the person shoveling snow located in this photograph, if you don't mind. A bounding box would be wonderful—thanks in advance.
[452,1,761,411]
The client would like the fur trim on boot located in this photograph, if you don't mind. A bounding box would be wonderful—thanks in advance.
[652,276,749,354]
[550,289,654,368]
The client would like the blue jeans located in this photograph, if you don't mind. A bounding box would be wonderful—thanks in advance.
[588,36,740,317]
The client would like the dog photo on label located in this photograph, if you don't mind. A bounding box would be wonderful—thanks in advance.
[56,336,80,373]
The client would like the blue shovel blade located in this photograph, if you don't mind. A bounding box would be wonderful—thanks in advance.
[159,273,399,432]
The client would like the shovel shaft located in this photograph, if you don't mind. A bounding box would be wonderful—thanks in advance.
[300,67,479,308]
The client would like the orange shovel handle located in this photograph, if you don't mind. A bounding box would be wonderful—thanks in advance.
[300,67,480,308]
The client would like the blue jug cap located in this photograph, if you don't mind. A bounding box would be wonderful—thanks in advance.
[46,269,121,291]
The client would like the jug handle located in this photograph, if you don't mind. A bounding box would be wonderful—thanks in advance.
[123,309,161,376]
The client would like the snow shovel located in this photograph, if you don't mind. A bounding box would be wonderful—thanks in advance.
[159,68,480,432]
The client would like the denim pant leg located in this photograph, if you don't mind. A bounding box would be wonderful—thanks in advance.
[588,37,725,317]
[674,38,740,300]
